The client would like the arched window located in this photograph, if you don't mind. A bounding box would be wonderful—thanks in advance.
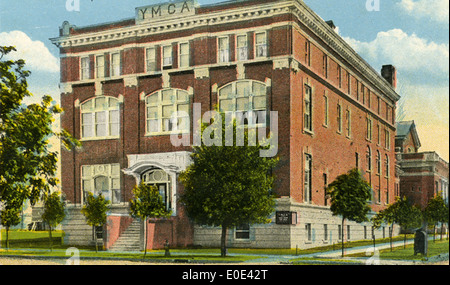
[82,164,121,205]
[145,89,190,135]
[142,168,172,211]
[81,96,120,139]
[366,146,372,171]
[218,80,267,127]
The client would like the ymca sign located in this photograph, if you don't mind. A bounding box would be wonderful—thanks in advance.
[136,0,197,23]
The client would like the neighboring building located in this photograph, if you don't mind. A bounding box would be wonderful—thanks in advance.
[51,0,400,250]
[396,121,449,209]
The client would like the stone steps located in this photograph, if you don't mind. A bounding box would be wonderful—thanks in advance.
[109,220,141,252]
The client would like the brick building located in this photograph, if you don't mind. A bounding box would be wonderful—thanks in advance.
[396,121,449,209]
[51,0,401,250]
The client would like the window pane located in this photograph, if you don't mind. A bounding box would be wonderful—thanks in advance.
[177,104,189,114]
[219,85,233,98]
[111,53,120,76]
[82,179,92,192]
[82,113,94,138]
[219,99,234,112]
[147,106,158,119]
[96,111,107,137]
[81,100,93,112]
[253,96,266,110]
[253,82,266,96]
[236,81,250,97]
[147,94,159,105]
[95,97,107,110]
[236,97,249,111]
[109,98,119,108]
[237,35,247,47]
[148,119,160,133]
[177,91,188,102]
[162,90,174,103]
[96,55,105,78]
[162,105,173,118]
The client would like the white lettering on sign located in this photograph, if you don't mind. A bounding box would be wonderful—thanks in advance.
[136,0,197,23]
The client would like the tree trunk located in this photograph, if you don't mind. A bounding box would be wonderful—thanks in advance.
[433,225,436,243]
[94,226,98,253]
[440,224,443,241]
[49,225,53,252]
[389,225,393,251]
[341,218,345,257]
[221,224,228,257]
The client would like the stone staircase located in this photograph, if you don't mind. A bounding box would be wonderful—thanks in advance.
[109,219,142,252]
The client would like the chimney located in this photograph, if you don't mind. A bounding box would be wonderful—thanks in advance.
[325,20,337,32]
[381,65,397,89]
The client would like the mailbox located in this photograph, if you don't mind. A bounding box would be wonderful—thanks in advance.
[414,230,428,256]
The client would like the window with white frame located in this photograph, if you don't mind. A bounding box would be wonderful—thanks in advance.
[236,34,248,61]
[235,224,250,240]
[142,168,173,212]
[81,97,120,140]
[218,80,267,127]
[145,89,190,135]
[337,103,343,133]
[146,47,157,72]
[384,129,390,149]
[384,154,389,177]
[366,117,373,141]
[82,164,121,205]
[255,32,267,58]
[218,36,230,63]
[304,84,313,132]
[346,109,351,137]
[179,42,190,68]
[304,153,312,203]
[376,150,381,175]
[110,52,121,77]
[305,223,312,241]
[80,57,90,80]
[95,55,105,78]
[163,45,173,67]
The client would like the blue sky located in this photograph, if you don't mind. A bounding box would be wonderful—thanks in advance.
[0,0,448,159]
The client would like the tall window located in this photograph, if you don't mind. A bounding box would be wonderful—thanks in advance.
[385,154,389,177]
[322,54,328,78]
[304,153,312,203]
[337,104,343,133]
[305,40,310,66]
[376,151,381,175]
[255,32,267,58]
[366,117,373,141]
[80,57,90,80]
[95,55,105,78]
[163,45,173,68]
[142,168,172,212]
[338,66,342,89]
[146,89,190,135]
[82,164,121,205]
[110,52,121,77]
[218,37,230,63]
[218,80,267,127]
[146,47,157,72]
[81,97,120,139]
[323,95,329,127]
[384,129,390,149]
[305,223,312,241]
[179,42,190,68]
[236,35,248,61]
[366,146,372,172]
[346,109,351,137]
[304,85,313,132]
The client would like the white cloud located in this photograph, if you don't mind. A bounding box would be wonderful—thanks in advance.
[343,29,449,85]
[398,0,449,23]
[0,30,59,73]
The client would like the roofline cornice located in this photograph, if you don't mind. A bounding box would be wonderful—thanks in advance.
[50,0,400,102]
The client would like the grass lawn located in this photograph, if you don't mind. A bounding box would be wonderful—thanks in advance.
[1,229,64,240]
[347,239,449,260]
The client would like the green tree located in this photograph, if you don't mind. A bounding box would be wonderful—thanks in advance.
[0,204,21,250]
[81,192,110,252]
[180,112,278,257]
[372,196,423,250]
[0,46,80,222]
[129,183,172,259]
[327,168,372,257]
[395,197,422,248]
[41,192,66,252]
[424,195,447,242]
